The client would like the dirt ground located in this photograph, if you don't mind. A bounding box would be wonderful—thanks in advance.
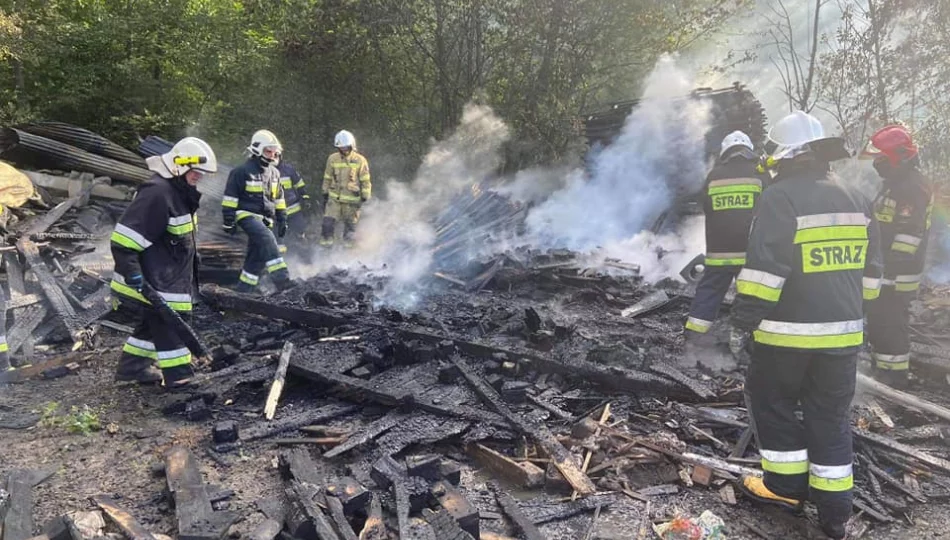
[3,350,950,540]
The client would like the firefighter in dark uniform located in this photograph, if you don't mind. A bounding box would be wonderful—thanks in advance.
[110,137,217,386]
[729,111,883,539]
[862,125,933,388]
[276,157,310,252]
[684,130,769,338]
[222,129,294,293]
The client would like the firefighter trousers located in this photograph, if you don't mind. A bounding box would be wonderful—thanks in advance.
[867,285,912,373]
[685,266,739,335]
[321,199,361,247]
[748,346,855,528]
[238,217,291,292]
[117,309,191,381]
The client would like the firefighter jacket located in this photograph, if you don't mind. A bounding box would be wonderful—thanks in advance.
[322,150,371,205]
[730,160,883,353]
[110,174,201,312]
[222,158,286,225]
[873,167,933,293]
[702,151,771,267]
[277,161,307,217]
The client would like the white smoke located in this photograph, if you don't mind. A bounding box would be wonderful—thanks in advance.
[294,104,510,307]
[522,55,712,260]
[592,215,707,283]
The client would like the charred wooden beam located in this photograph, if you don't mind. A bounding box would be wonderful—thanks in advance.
[164,447,238,540]
[858,455,927,503]
[0,353,93,384]
[855,429,950,475]
[247,519,282,540]
[431,481,479,538]
[372,457,412,539]
[648,362,716,400]
[264,342,295,420]
[857,372,950,423]
[468,443,544,488]
[375,415,470,458]
[17,240,84,344]
[520,493,619,525]
[358,494,386,540]
[280,449,341,540]
[3,471,34,540]
[200,284,347,329]
[448,355,596,496]
[421,508,474,540]
[489,482,546,540]
[219,403,358,451]
[324,496,358,540]
[323,412,402,459]
[93,495,158,540]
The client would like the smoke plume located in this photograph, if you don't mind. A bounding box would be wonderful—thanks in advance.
[523,55,713,252]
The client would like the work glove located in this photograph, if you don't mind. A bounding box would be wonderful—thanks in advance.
[126,273,144,292]
[262,216,273,229]
[729,326,752,357]
[222,221,236,235]
[277,219,288,239]
[301,194,312,211]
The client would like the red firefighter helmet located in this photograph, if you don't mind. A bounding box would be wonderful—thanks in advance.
[861,124,918,166]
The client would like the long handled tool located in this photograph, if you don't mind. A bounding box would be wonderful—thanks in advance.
[140,282,209,358]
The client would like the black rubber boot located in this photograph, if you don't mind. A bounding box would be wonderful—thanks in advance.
[162,364,195,389]
[115,357,162,384]
[875,368,909,389]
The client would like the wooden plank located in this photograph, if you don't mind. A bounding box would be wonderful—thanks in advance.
[3,472,33,540]
[325,495,359,540]
[573,404,611,500]
[0,353,93,383]
[273,437,345,446]
[200,284,347,329]
[323,412,402,459]
[358,494,386,540]
[489,483,546,540]
[93,495,158,540]
[264,342,294,420]
[281,449,342,540]
[247,519,282,540]
[648,362,716,400]
[164,446,238,540]
[449,355,596,496]
[857,372,950,423]
[5,253,34,360]
[373,458,413,539]
[468,444,544,488]
[17,239,83,345]
[855,429,950,475]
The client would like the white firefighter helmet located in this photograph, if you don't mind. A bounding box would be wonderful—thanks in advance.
[151,137,218,179]
[248,129,283,156]
[334,130,356,149]
[768,110,826,160]
[720,130,754,157]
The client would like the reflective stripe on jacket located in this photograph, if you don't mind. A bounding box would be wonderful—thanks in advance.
[873,167,932,294]
[322,150,371,204]
[110,174,200,312]
[703,153,771,267]
[277,161,306,214]
[731,161,883,352]
[222,158,286,224]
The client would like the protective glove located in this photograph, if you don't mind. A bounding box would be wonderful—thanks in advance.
[301,194,312,211]
[126,273,144,291]
[222,221,236,235]
[277,219,288,239]
[729,326,752,357]
[262,216,273,228]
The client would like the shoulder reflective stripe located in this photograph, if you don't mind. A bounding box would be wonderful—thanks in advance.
[794,225,867,244]
[685,317,712,333]
[894,234,922,247]
[113,224,152,249]
[126,337,156,351]
[796,213,869,230]
[708,177,763,189]
[758,319,864,335]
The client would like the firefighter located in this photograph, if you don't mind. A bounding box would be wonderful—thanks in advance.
[222,129,294,292]
[684,130,769,339]
[110,137,217,386]
[276,154,311,252]
[320,130,371,248]
[862,125,933,388]
[729,111,882,539]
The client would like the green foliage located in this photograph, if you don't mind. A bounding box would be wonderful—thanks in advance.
[0,0,743,177]
[37,401,103,436]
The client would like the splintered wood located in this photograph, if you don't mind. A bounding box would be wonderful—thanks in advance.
[264,341,294,420]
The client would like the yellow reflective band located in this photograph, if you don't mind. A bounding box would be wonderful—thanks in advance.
[332,162,361,169]
[324,174,332,180]
[240,271,259,285]
[267,261,288,273]
[875,212,893,223]
[864,287,881,300]
[707,184,762,196]
[295,180,306,189]
[360,174,371,182]
[286,203,301,215]
[876,360,909,371]
[276,200,287,210]
[685,317,712,333]
[0,342,9,353]
[809,474,853,492]
[705,257,746,266]
[165,301,193,312]
[754,330,863,349]
[110,231,146,252]
[166,222,195,235]
[737,280,782,302]
[111,280,147,304]
[361,188,371,199]
[280,178,293,189]
[157,354,191,369]
[222,199,238,208]
[328,191,362,204]
[122,342,157,359]
[794,225,867,245]
[762,458,809,475]
[894,281,920,292]
[236,210,259,222]
[801,240,868,273]
[891,242,918,254]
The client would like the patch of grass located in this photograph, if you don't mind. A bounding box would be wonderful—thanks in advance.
[37,402,103,435]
